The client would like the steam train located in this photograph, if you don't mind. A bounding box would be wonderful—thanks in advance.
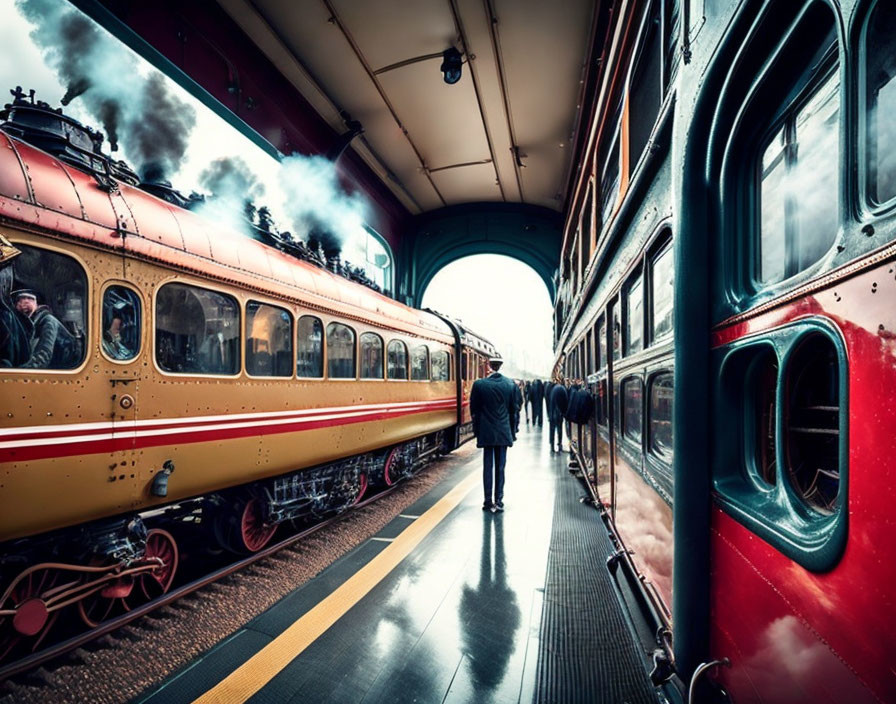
[554,0,896,701]
[0,92,497,663]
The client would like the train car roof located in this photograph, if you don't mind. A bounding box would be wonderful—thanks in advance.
[0,131,453,342]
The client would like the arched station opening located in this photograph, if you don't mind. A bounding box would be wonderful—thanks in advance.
[421,254,554,379]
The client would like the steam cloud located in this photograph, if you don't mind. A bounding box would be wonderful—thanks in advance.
[279,155,369,259]
[16,0,196,175]
[194,157,266,237]
[13,0,371,265]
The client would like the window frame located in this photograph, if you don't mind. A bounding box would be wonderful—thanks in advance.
[245,299,294,378]
[431,349,451,382]
[100,281,142,365]
[358,331,385,380]
[712,319,849,571]
[387,339,409,381]
[623,267,645,357]
[1,239,90,374]
[410,344,430,382]
[647,232,674,345]
[296,314,324,380]
[859,0,896,214]
[153,279,241,378]
[325,321,357,380]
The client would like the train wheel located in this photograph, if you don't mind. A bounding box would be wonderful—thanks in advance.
[213,496,277,554]
[383,447,400,486]
[78,529,179,628]
[0,567,63,661]
[239,498,277,553]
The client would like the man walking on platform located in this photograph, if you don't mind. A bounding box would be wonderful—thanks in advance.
[470,357,520,513]
[548,378,569,452]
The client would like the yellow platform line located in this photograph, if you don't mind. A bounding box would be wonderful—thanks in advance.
[192,468,480,704]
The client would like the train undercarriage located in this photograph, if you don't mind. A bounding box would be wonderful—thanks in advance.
[0,430,447,664]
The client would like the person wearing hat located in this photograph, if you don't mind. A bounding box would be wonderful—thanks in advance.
[13,288,78,369]
[469,356,520,512]
[0,235,29,367]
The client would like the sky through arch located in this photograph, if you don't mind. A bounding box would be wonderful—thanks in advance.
[421,254,553,378]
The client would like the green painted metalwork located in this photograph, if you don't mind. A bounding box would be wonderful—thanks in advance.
[400,203,562,307]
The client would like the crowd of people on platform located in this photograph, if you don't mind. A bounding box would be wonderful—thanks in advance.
[514,376,593,453]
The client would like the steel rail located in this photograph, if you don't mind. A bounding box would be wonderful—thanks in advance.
[0,482,401,682]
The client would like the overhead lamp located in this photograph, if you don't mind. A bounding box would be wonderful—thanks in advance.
[440,47,463,85]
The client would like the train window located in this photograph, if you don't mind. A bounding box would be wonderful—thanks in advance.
[596,378,609,427]
[598,316,607,370]
[758,59,839,284]
[650,242,674,342]
[156,283,239,375]
[297,316,323,378]
[785,334,841,514]
[431,350,450,381]
[648,373,673,461]
[600,129,621,225]
[326,323,356,379]
[462,351,468,381]
[747,350,778,487]
[624,270,644,356]
[864,2,896,206]
[662,0,680,89]
[360,332,384,379]
[611,301,622,361]
[101,286,140,362]
[622,377,643,444]
[585,329,594,375]
[387,340,408,380]
[629,1,662,168]
[410,345,430,381]
[246,302,292,377]
[2,242,86,369]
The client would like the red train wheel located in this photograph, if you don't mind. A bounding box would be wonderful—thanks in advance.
[240,498,277,553]
[78,529,179,628]
[0,567,62,662]
[383,447,400,486]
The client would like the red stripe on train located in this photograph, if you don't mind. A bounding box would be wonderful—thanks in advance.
[0,403,456,463]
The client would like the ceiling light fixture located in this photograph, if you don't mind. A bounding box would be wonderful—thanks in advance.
[440,47,463,85]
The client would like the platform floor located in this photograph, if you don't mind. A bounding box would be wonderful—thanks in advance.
[136,424,657,704]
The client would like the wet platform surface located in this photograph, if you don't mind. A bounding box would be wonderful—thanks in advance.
[136,425,657,704]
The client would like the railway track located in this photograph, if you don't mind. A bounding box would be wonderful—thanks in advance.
[0,483,401,684]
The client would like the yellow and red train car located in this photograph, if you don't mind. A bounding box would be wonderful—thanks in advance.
[0,110,496,659]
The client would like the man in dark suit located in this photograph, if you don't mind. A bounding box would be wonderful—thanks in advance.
[548,378,570,452]
[531,379,545,427]
[470,357,520,512]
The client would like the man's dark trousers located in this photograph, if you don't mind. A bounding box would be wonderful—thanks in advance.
[483,445,507,506]
[549,418,563,449]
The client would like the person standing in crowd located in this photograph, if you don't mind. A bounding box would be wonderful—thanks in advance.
[548,378,569,452]
[0,237,29,367]
[470,356,519,513]
[531,378,545,427]
[13,289,78,369]
[523,381,532,425]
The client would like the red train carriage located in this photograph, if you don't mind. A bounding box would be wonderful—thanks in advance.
[555,0,896,701]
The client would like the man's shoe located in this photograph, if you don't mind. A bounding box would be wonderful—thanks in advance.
[494,503,504,512]
[482,502,493,511]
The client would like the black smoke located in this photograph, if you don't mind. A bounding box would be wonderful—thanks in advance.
[16,0,196,173]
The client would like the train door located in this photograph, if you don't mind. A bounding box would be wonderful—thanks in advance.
[100,283,143,503]
[607,297,621,516]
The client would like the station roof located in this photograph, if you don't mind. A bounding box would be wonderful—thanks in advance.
[216,0,596,215]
